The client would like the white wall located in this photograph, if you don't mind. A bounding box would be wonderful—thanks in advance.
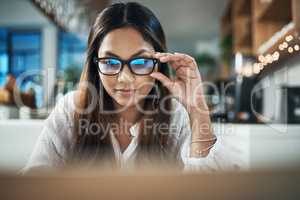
[0,120,43,172]
[1,120,300,173]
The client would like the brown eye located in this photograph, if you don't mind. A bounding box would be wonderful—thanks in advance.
[130,58,156,75]
[97,58,122,75]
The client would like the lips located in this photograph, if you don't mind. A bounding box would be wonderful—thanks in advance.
[115,88,135,92]
[115,88,136,96]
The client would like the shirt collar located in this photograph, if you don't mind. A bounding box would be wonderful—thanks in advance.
[129,121,141,137]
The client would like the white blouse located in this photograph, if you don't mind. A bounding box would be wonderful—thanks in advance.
[22,91,243,173]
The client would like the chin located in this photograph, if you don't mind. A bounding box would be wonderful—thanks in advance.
[113,97,137,108]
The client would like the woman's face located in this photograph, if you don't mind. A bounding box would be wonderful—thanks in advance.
[98,27,158,109]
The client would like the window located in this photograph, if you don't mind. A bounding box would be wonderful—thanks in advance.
[58,31,86,71]
[0,29,8,86]
[10,31,41,79]
[0,28,42,107]
[0,29,41,88]
[57,31,86,93]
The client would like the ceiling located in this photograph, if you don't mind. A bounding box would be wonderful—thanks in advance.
[25,0,229,55]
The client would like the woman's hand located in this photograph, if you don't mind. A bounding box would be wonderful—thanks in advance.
[150,52,208,113]
[150,52,216,158]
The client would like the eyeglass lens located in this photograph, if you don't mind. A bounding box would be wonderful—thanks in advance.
[97,58,156,75]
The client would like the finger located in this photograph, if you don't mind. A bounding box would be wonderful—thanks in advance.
[145,50,157,58]
[153,53,184,73]
[174,52,196,63]
[150,72,174,92]
[158,54,196,72]
[155,52,197,69]
[155,53,198,78]
[154,52,173,57]
[175,67,200,81]
[154,52,179,63]
[171,53,201,79]
[157,53,190,72]
[169,61,187,73]
[174,52,197,69]
[169,60,198,80]
[160,54,183,63]
[155,52,189,63]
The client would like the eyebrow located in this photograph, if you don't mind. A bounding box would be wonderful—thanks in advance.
[102,49,152,59]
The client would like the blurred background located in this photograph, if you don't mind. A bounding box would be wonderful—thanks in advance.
[0,0,300,173]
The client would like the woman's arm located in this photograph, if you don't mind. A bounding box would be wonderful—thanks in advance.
[172,98,245,172]
[150,52,246,171]
[150,51,216,158]
[188,102,216,158]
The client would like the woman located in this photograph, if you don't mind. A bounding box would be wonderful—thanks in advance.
[22,2,236,173]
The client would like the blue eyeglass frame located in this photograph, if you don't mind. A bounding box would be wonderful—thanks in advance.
[93,57,160,76]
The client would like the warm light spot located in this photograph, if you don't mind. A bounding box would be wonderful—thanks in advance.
[253,63,260,74]
[288,47,294,53]
[272,51,280,61]
[266,54,273,63]
[285,35,294,42]
[258,55,265,63]
[283,42,288,48]
[294,45,300,51]
[279,44,285,51]
[243,66,253,77]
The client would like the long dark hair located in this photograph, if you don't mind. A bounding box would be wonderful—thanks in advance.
[68,2,180,169]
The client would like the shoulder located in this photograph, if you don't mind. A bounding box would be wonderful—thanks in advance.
[21,91,79,171]
[44,91,78,127]
[54,90,78,114]
[48,89,81,125]
[44,91,79,145]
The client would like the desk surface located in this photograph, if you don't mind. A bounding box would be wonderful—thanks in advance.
[0,168,300,200]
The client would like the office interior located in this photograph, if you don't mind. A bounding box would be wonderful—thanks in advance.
[0,0,300,176]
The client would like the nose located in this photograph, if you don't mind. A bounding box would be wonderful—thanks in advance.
[117,64,135,83]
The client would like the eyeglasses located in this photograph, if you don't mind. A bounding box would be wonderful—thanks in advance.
[93,57,159,76]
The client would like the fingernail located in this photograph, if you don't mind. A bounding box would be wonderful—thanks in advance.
[160,57,168,61]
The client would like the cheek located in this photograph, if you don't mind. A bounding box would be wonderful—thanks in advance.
[135,76,156,96]
[135,65,159,96]
[100,75,117,95]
